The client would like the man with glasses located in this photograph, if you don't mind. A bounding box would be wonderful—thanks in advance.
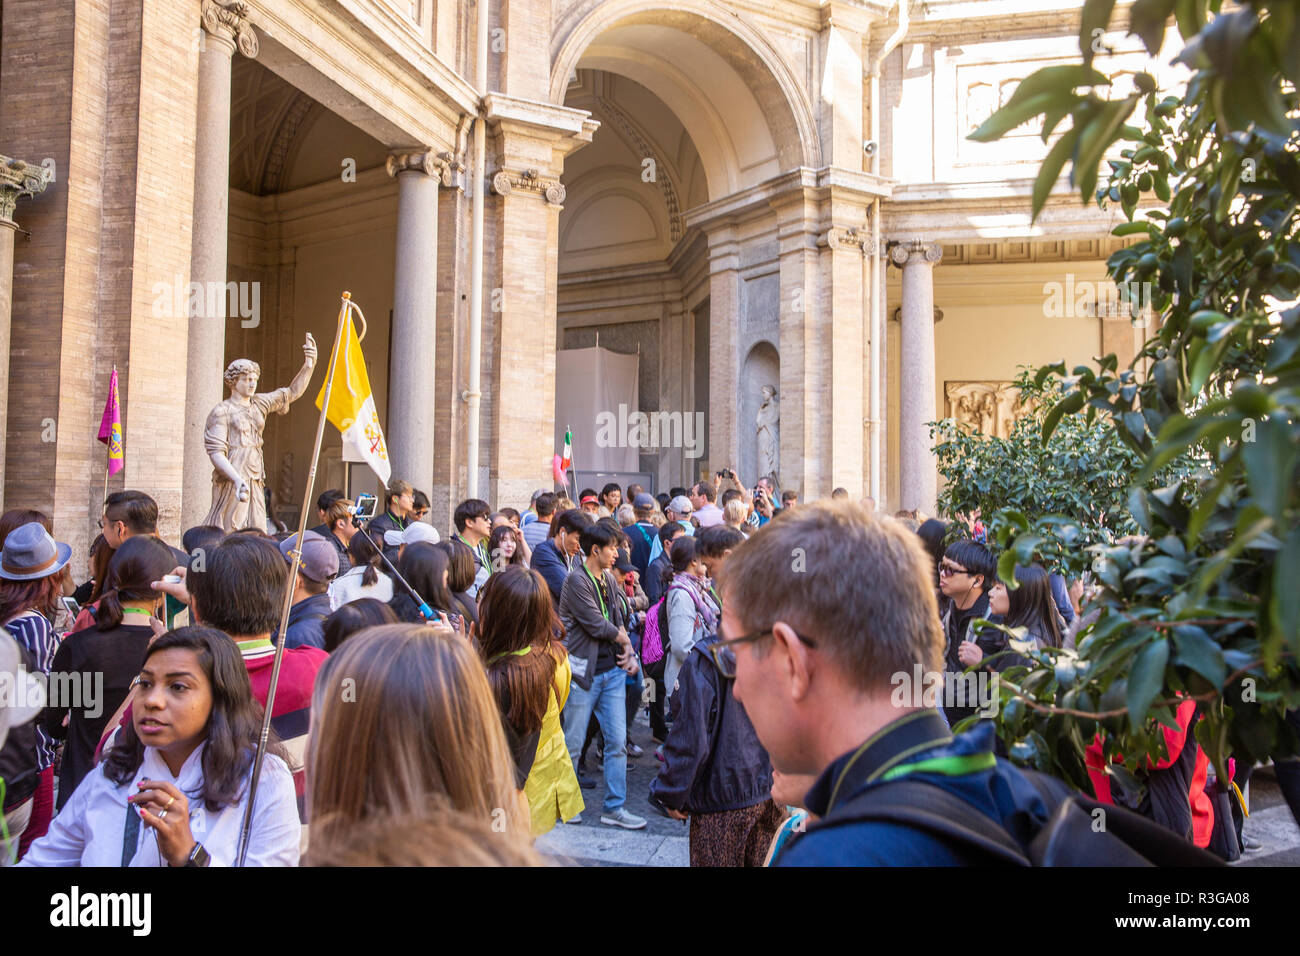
[716,501,1052,865]
[368,479,415,562]
[936,540,996,723]
[452,498,493,599]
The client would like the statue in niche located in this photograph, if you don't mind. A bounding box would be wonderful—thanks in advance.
[756,384,780,482]
[203,334,317,532]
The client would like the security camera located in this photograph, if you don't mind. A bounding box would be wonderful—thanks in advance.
[863,140,878,155]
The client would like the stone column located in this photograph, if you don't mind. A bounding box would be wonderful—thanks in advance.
[705,226,741,479]
[0,157,53,511]
[183,0,258,527]
[385,149,444,502]
[431,147,468,533]
[891,240,943,514]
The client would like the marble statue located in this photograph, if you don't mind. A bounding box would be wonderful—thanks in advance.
[202,334,317,531]
[756,384,780,482]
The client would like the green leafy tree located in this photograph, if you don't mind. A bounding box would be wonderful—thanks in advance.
[964,0,1300,796]
[933,368,1203,551]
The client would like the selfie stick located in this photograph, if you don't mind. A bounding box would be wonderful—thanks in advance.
[349,517,434,620]
[237,293,353,867]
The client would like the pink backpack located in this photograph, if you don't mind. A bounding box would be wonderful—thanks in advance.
[641,594,670,665]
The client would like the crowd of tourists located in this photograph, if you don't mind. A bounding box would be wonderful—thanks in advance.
[1,474,1296,867]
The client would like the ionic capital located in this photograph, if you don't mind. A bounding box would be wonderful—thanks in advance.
[889,240,943,267]
[201,0,258,57]
[490,167,565,205]
[0,155,53,227]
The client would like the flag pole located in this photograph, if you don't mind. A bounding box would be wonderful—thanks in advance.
[101,366,116,517]
[236,291,352,867]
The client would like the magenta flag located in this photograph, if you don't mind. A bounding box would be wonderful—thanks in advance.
[97,368,124,475]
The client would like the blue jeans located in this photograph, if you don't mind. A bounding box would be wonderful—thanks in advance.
[563,663,627,813]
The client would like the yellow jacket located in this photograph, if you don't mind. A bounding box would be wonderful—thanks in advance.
[525,652,584,836]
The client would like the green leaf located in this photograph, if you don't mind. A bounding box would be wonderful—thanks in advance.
[1080,0,1119,64]
[1241,416,1297,524]
[1127,637,1170,729]
[1033,126,1081,220]
[1273,526,1300,662]
[969,89,1082,142]
[1172,625,1227,688]
[1042,390,1086,443]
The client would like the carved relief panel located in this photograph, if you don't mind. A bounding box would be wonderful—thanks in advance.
[944,381,1025,440]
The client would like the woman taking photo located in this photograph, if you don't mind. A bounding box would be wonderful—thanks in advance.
[1,521,72,857]
[958,564,1065,671]
[45,535,177,810]
[306,622,532,860]
[20,627,301,866]
[661,536,719,704]
[476,567,583,835]
[388,542,457,626]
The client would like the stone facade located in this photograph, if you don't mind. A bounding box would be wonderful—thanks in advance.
[0,0,1180,546]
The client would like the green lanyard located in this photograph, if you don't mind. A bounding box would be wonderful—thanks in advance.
[121,608,154,619]
[486,646,532,665]
[583,564,610,621]
[388,511,407,531]
[455,533,492,574]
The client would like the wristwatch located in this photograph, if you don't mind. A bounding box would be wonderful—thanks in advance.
[184,842,211,867]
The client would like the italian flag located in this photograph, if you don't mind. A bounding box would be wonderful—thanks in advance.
[315,311,392,485]
[560,428,572,471]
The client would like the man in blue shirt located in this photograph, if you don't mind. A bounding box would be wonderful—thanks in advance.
[529,508,591,605]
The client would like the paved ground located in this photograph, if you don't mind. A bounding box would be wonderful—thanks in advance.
[535,707,690,867]
[535,707,1300,867]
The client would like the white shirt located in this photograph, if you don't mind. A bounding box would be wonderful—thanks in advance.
[329,564,395,611]
[695,503,725,528]
[19,744,300,867]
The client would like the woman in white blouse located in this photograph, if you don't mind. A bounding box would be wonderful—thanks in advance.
[20,626,300,867]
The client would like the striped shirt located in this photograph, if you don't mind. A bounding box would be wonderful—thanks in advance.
[6,611,58,770]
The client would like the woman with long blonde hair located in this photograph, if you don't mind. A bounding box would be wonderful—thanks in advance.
[305,623,531,861]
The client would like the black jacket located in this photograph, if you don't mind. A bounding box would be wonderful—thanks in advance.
[650,634,773,815]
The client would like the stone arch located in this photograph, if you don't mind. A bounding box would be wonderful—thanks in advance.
[551,0,821,198]
[739,340,780,484]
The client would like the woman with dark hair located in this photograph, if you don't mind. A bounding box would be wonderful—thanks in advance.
[488,523,527,571]
[476,566,583,834]
[330,528,394,609]
[1,521,73,857]
[959,564,1065,671]
[321,598,398,653]
[389,542,457,626]
[45,536,177,809]
[436,539,480,628]
[20,626,301,866]
[916,518,948,591]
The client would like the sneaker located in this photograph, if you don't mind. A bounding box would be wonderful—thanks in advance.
[600,808,647,830]
[577,768,597,789]
[654,746,666,765]
[565,812,583,825]
[627,742,644,758]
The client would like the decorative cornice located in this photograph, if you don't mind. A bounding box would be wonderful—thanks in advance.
[490,167,566,205]
[0,155,53,226]
[890,241,943,266]
[201,0,258,58]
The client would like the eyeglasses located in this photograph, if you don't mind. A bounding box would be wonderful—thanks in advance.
[709,625,816,679]
[939,562,971,577]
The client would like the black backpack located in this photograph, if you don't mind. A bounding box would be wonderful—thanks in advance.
[811,770,1223,866]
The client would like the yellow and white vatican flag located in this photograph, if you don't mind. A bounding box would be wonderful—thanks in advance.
[314,308,392,485]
